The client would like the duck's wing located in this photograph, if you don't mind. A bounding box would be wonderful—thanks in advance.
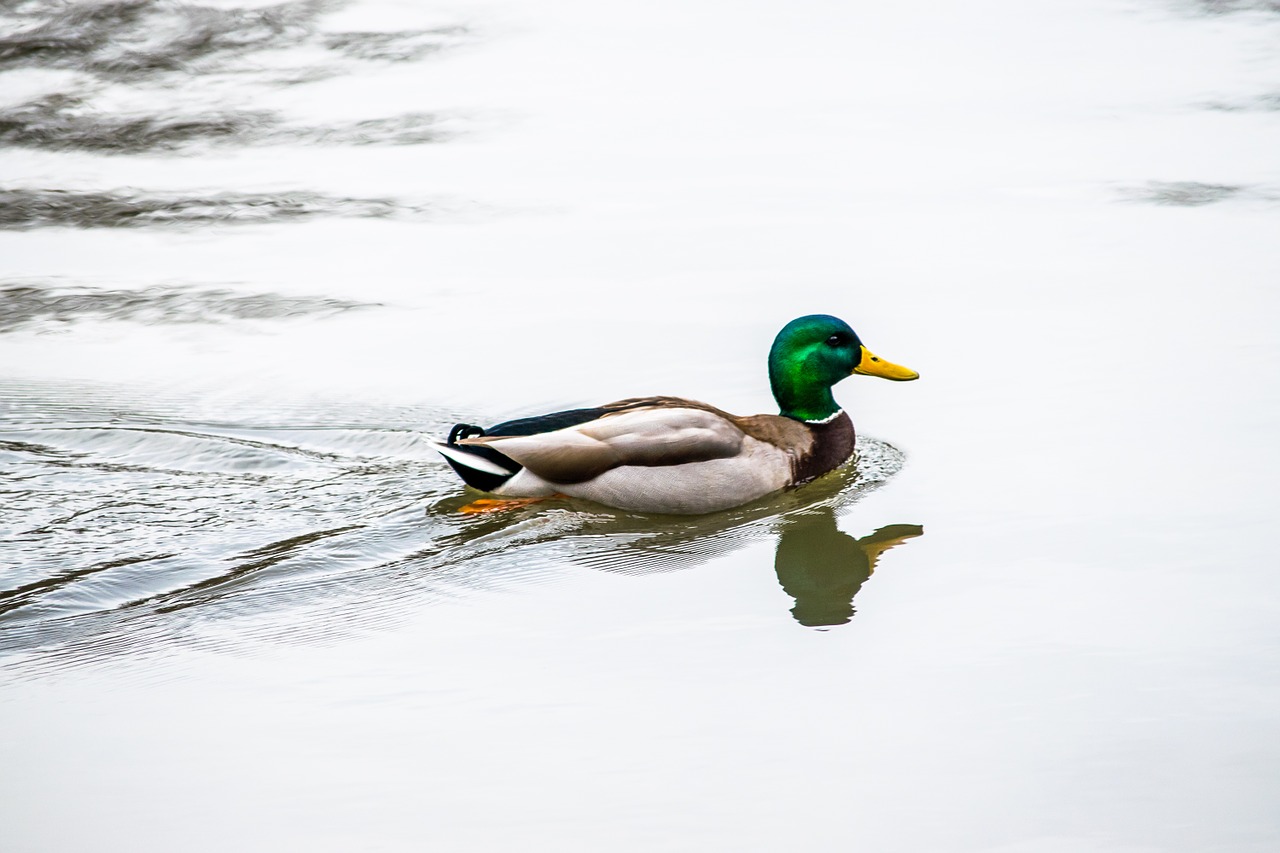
[460,404,746,485]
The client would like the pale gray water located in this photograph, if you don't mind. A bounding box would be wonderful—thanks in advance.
[2,1,1279,851]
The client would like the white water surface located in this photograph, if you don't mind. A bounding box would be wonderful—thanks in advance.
[2,1,1279,851]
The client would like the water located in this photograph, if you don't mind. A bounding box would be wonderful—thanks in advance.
[0,385,910,660]
[2,1,1279,851]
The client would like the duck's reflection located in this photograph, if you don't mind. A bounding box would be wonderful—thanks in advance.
[433,494,923,628]
[431,443,923,629]
[774,508,923,627]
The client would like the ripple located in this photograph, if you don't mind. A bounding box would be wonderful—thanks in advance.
[0,1,472,81]
[1202,92,1280,112]
[0,93,257,151]
[1130,181,1243,206]
[1118,181,1280,207]
[0,1,474,157]
[0,94,452,154]
[0,280,375,331]
[1184,0,1280,15]
[0,386,919,672]
[323,26,471,62]
[0,187,427,230]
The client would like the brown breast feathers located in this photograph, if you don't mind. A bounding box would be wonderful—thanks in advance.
[793,411,855,484]
[736,411,855,487]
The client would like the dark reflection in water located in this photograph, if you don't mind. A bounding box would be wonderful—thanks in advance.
[1123,180,1247,207]
[0,0,471,81]
[0,0,316,77]
[1188,1,1280,16]
[325,26,470,62]
[0,187,429,230]
[0,96,449,154]
[0,95,256,152]
[774,508,922,627]
[0,0,470,154]
[1203,92,1280,112]
[0,1,470,224]
[428,457,923,629]
[0,280,376,331]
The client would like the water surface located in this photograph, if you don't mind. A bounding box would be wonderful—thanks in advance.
[2,1,1279,851]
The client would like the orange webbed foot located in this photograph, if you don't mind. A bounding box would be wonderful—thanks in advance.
[458,496,552,514]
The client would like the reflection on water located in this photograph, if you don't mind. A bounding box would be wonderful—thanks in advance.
[0,280,376,331]
[0,0,470,233]
[0,0,471,82]
[1188,0,1280,16]
[428,445,923,628]
[0,0,321,78]
[775,509,922,627]
[0,0,470,162]
[1204,91,1280,111]
[0,384,920,671]
[1123,180,1247,207]
[0,95,450,154]
[0,187,431,230]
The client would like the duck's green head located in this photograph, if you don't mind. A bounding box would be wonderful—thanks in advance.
[768,314,918,423]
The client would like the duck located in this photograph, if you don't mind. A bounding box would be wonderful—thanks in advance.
[432,314,917,515]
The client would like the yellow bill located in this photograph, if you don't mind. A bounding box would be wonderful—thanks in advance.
[853,346,919,381]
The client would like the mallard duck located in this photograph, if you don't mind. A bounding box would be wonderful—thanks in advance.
[433,314,917,514]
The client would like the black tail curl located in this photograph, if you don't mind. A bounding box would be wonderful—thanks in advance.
[439,422,520,492]
[447,423,486,444]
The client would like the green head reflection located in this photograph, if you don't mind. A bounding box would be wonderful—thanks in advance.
[774,509,923,627]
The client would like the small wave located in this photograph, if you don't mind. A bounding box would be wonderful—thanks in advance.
[1184,1,1280,16]
[0,187,428,230]
[323,26,472,62]
[0,1,473,81]
[0,1,473,159]
[1122,181,1247,207]
[4,426,336,474]
[0,404,453,631]
[1202,92,1280,112]
[0,94,452,154]
[0,94,259,152]
[0,0,320,86]
[0,280,375,331]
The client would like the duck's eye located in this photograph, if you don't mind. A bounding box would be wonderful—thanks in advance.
[825,334,844,347]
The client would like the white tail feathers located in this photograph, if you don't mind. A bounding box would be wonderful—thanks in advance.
[430,440,513,477]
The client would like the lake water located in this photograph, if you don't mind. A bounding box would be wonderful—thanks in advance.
[2,1,1279,851]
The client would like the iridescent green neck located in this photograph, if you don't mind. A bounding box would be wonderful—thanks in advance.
[770,373,840,422]
[769,351,842,422]
[767,314,862,423]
